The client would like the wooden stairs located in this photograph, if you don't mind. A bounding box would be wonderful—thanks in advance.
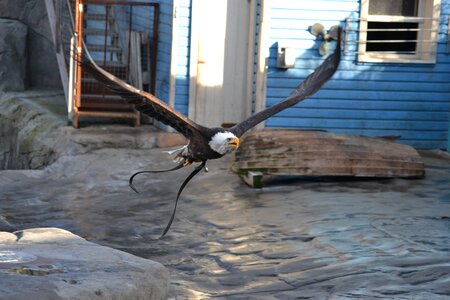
[73,4,140,128]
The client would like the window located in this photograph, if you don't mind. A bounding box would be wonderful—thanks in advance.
[358,0,441,63]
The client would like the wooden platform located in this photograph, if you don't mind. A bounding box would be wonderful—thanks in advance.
[231,129,425,188]
[72,106,140,129]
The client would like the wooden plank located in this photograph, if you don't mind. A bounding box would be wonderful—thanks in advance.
[267,78,450,93]
[265,118,447,131]
[128,31,143,90]
[265,99,450,112]
[240,171,264,188]
[266,88,449,102]
[231,129,425,180]
[190,0,253,127]
[73,107,140,128]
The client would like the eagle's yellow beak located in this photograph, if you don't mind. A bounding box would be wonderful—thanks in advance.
[228,137,240,149]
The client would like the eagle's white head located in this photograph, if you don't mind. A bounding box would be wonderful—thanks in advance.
[208,131,240,155]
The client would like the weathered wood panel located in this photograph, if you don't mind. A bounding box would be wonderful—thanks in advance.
[232,129,425,180]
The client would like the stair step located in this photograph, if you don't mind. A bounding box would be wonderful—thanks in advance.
[81,94,124,102]
[78,103,135,111]
[84,28,119,37]
[87,44,122,53]
[79,95,136,110]
[94,60,126,67]
[82,79,128,94]
[83,64,127,79]
[84,13,107,21]
[74,108,140,128]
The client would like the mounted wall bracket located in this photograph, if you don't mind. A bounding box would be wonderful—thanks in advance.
[277,43,296,69]
[310,23,339,56]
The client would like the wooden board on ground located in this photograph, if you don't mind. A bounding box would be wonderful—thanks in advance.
[231,129,425,188]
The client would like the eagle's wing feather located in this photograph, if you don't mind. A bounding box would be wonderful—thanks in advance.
[230,27,342,138]
[81,56,206,140]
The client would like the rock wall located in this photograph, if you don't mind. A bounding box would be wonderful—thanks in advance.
[0,93,65,169]
[0,19,28,91]
[0,91,163,170]
[0,0,62,90]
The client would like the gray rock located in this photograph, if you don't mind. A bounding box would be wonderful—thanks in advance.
[0,215,16,232]
[0,92,159,170]
[0,228,169,300]
[0,0,61,88]
[0,19,27,91]
[0,0,32,20]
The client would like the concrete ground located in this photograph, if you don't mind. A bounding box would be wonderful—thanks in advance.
[1,91,450,299]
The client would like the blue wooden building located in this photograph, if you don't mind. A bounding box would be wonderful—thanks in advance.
[150,0,449,150]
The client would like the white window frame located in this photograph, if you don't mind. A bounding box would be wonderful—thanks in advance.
[358,0,441,63]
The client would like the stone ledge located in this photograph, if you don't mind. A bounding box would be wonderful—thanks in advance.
[0,228,169,300]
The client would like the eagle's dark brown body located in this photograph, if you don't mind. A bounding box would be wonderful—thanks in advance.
[184,127,229,163]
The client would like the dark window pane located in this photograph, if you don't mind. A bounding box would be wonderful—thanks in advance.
[369,0,418,16]
[366,22,418,52]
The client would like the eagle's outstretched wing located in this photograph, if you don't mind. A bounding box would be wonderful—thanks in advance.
[230,27,342,138]
[80,52,206,140]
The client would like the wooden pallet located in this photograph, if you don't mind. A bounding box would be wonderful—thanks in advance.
[231,129,425,188]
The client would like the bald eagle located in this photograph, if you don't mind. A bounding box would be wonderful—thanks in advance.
[80,27,342,237]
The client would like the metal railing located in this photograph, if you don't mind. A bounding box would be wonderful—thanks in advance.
[343,17,441,58]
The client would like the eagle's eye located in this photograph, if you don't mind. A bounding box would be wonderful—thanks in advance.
[226,138,232,141]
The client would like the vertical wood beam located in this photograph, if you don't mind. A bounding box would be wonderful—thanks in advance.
[254,0,270,129]
[74,0,84,109]
[44,0,69,102]
[245,0,257,119]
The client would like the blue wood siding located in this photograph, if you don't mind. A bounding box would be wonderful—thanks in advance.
[173,0,191,115]
[122,1,189,116]
[112,1,174,103]
[154,0,173,103]
[265,0,450,149]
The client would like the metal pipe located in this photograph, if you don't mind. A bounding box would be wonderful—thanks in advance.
[151,3,159,94]
[126,5,133,82]
[103,4,109,67]
[74,0,84,108]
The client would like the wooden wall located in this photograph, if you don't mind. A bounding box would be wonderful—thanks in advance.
[154,0,173,104]
[264,0,450,149]
[173,0,191,115]
[152,0,449,149]
[146,0,190,115]
[114,0,174,103]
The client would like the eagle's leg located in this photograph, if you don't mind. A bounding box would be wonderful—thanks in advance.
[128,163,184,193]
[183,159,192,167]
